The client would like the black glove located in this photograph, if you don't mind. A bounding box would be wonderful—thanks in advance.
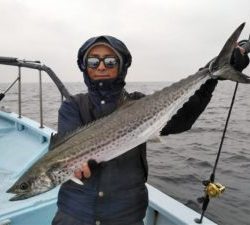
[0,93,5,101]
[87,159,99,171]
[79,159,99,182]
[230,47,249,72]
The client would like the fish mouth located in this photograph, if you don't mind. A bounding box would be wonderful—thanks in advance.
[6,186,15,194]
[6,185,19,194]
[9,193,31,201]
[7,186,35,201]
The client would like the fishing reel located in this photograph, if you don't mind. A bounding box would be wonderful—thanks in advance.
[197,180,225,203]
[204,181,225,198]
[196,180,226,223]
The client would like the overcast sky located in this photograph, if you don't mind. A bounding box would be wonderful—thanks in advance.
[0,0,250,83]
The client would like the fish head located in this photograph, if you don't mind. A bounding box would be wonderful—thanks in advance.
[208,22,250,84]
[7,167,55,201]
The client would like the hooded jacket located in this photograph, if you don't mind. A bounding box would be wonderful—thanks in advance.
[77,35,132,113]
[55,36,148,225]
[54,35,220,225]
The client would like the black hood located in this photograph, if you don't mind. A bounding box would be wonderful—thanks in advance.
[77,35,132,113]
[77,35,132,81]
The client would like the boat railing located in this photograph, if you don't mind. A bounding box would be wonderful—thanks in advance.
[0,56,71,128]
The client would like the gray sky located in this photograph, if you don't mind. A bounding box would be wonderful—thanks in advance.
[0,0,250,83]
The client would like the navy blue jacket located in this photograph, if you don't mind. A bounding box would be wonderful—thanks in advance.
[57,91,148,225]
[56,79,218,225]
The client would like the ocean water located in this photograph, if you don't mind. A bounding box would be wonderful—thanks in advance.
[0,81,249,225]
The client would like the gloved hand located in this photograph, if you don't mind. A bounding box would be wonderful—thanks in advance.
[74,159,98,181]
[201,42,249,72]
[230,46,249,72]
[0,93,5,101]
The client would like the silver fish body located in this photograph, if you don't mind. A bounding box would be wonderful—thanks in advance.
[7,23,250,201]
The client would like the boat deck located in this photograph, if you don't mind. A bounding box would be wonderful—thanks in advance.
[0,110,52,178]
[0,110,217,225]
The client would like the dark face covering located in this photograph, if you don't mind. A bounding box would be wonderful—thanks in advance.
[84,77,125,116]
[77,36,132,115]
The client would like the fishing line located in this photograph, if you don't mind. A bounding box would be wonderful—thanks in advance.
[211,82,239,181]
[0,77,19,101]
[195,81,239,224]
[196,37,250,224]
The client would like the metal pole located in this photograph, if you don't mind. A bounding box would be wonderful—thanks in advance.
[39,69,44,128]
[18,66,22,118]
[3,77,19,94]
[0,57,71,100]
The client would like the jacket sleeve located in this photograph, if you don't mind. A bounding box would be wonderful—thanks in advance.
[57,99,82,136]
[160,78,218,136]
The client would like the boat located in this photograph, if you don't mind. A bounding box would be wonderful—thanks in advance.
[0,57,217,225]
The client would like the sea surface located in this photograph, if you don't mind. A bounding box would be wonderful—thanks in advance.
[0,81,250,225]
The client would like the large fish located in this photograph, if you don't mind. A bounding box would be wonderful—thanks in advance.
[7,23,250,201]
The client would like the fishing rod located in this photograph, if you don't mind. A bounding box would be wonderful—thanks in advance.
[195,37,250,224]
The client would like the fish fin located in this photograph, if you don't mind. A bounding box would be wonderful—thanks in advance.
[48,133,63,151]
[48,132,76,151]
[209,22,250,83]
[212,23,245,70]
[48,123,95,151]
[160,79,218,136]
[48,131,78,151]
[216,65,250,83]
[159,95,200,136]
[159,97,200,136]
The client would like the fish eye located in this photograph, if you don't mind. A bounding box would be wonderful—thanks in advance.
[20,182,29,190]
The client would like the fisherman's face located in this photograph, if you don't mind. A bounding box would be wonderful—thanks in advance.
[86,45,119,80]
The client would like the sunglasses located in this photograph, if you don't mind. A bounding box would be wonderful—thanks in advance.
[86,57,119,69]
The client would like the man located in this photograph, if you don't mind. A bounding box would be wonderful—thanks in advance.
[52,35,249,225]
